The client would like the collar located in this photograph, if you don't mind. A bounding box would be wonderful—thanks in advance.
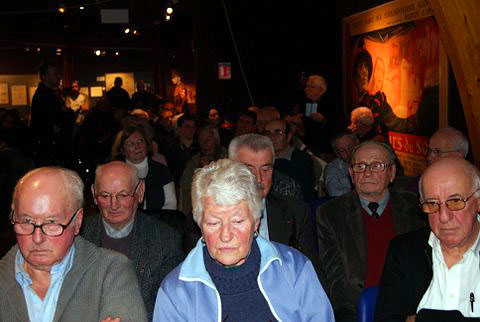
[127,157,148,179]
[359,190,390,216]
[102,216,135,238]
[179,236,282,287]
[15,243,76,285]
[276,145,294,161]
[428,221,480,260]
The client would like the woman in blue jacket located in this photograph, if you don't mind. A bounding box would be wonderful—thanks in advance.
[153,158,334,321]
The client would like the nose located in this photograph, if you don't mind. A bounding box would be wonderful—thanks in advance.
[363,166,374,176]
[438,204,453,224]
[220,223,233,242]
[110,195,121,209]
[32,226,46,244]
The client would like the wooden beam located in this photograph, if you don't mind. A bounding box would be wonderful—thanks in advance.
[427,0,480,167]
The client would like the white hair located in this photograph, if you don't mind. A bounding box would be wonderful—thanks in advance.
[191,159,263,225]
[228,133,275,162]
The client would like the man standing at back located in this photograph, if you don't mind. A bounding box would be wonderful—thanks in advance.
[0,167,147,321]
[106,76,131,111]
[317,141,424,321]
[82,161,184,321]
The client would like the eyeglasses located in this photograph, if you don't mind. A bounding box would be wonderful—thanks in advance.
[420,188,480,214]
[125,138,146,149]
[426,147,459,156]
[94,181,141,204]
[11,208,81,236]
[336,145,355,155]
[264,129,286,137]
[351,162,391,173]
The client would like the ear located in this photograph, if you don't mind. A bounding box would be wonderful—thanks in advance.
[137,180,146,203]
[286,131,293,143]
[91,184,98,205]
[389,163,397,183]
[74,208,84,235]
[348,166,354,182]
[254,218,260,232]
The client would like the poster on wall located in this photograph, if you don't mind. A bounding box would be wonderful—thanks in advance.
[343,0,438,176]
[0,83,8,104]
[11,85,27,106]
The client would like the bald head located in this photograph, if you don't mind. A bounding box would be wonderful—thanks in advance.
[427,127,468,165]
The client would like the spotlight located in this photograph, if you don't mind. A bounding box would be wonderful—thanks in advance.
[165,15,171,21]
[101,50,106,56]
[95,49,101,56]
[166,7,173,14]
[124,28,130,34]
[115,51,120,56]
[79,6,85,10]
[133,29,138,35]
[56,48,62,52]
[36,47,41,53]
[56,52,61,56]
[24,47,30,52]
[58,4,65,13]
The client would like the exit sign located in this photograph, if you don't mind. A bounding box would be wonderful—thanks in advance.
[218,62,231,80]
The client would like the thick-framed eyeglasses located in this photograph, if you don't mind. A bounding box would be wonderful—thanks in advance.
[264,129,286,137]
[94,180,141,204]
[426,147,460,156]
[11,208,81,236]
[351,162,391,173]
[420,188,480,214]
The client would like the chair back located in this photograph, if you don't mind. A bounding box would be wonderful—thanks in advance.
[357,286,379,322]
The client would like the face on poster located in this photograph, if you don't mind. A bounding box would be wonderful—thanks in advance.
[350,17,439,136]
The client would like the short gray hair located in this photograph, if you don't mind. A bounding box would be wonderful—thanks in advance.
[228,133,275,161]
[331,132,359,151]
[351,141,397,165]
[13,167,84,211]
[419,158,480,200]
[191,159,263,225]
[433,127,469,158]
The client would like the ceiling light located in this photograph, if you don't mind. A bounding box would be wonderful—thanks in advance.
[58,4,65,13]
[115,51,119,56]
[79,6,85,10]
[124,28,130,34]
[56,48,62,52]
[36,47,41,53]
[133,29,138,35]
[95,49,101,56]
[166,7,173,14]
[165,15,171,21]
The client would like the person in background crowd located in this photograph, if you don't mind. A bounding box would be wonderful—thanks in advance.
[255,106,280,134]
[426,126,469,165]
[348,106,388,142]
[65,80,90,115]
[118,124,176,211]
[153,159,335,321]
[264,119,316,202]
[106,76,131,111]
[82,161,184,320]
[376,158,480,321]
[324,133,359,197]
[235,109,257,137]
[131,80,156,110]
[0,167,147,321]
[317,141,424,322]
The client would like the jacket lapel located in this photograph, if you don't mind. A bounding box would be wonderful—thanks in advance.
[345,193,366,269]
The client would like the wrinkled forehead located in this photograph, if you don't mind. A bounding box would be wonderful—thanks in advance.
[353,144,389,162]
[422,165,474,197]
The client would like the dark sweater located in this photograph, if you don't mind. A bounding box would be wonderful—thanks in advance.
[204,240,275,321]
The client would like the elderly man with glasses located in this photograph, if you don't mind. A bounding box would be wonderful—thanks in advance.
[0,167,147,322]
[81,161,184,321]
[376,158,480,321]
[317,141,424,322]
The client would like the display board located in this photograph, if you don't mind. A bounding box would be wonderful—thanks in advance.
[343,0,441,176]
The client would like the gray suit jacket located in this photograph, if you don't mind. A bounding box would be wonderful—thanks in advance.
[81,211,184,321]
[316,189,425,320]
[0,237,147,322]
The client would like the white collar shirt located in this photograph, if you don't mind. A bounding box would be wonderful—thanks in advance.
[417,229,480,317]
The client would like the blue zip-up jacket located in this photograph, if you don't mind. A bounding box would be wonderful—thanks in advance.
[153,237,334,321]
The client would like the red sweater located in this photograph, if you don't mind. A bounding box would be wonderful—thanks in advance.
[362,202,396,288]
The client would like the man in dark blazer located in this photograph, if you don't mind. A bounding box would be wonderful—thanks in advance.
[82,161,184,321]
[317,141,424,322]
[228,134,319,272]
[375,158,480,321]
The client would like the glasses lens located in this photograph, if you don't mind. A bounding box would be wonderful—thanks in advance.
[14,223,34,235]
[43,223,63,236]
[371,162,386,172]
[445,199,466,211]
[352,164,365,173]
[422,202,439,214]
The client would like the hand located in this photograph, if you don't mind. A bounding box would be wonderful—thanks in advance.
[405,315,416,322]
[309,112,325,122]
[100,317,121,322]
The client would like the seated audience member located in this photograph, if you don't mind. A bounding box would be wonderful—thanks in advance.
[131,80,156,110]
[153,159,334,321]
[324,133,359,197]
[118,124,176,211]
[317,141,424,322]
[426,126,469,165]
[228,134,319,271]
[255,105,280,134]
[348,106,388,142]
[165,114,199,185]
[82,161,184,320]
[0,167,147,321]
[179,124,227,215]
[265,119,316,201]
[375,158,480,321]
[235,109,257,137]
